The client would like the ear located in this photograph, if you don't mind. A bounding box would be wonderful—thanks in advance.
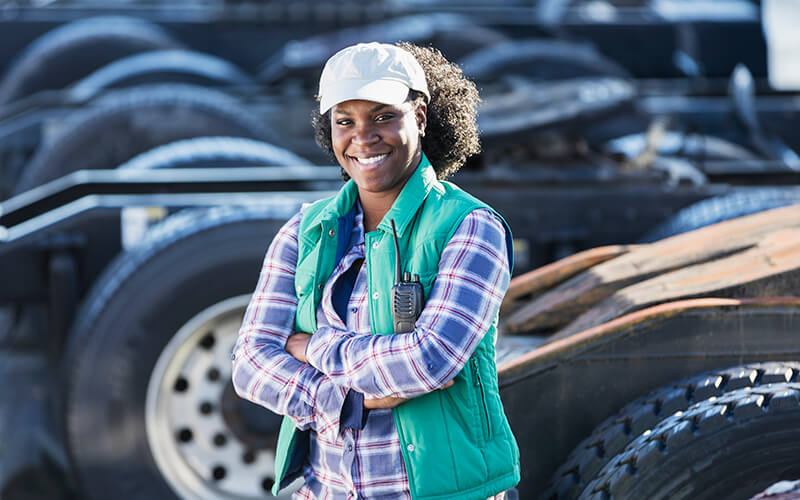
[414,101,428,136]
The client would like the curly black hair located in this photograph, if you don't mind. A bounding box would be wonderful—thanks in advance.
[312,42,481,180]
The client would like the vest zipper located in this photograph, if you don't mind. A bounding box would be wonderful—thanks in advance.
[471,358,490,442]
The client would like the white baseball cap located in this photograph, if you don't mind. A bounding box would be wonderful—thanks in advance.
[318,42,430,114]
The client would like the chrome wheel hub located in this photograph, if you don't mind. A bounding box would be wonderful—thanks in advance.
[146,295,295,499]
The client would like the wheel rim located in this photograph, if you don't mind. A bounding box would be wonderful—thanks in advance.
[145,295,293,499]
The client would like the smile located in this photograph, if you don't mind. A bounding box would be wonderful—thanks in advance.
[350,153,389,169]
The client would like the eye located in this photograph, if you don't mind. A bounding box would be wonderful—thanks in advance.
[375,113,395,122]
[335,118,352,126]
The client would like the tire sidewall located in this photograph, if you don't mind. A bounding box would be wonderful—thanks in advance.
[64,214,281,499]
[0,17,180,104]
[14,85,271,194]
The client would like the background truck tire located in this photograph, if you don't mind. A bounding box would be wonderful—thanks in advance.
[114,137,314,247]
[69,50,255,101]
[257,13,506,85]
[640,188,800,242]
[62,205,303,500]
[459,39,630,83]
[13,84,273,194]
[580,381,800,500]
[116,136,311,171]
[0,16,182,105]
[545,362,800,500]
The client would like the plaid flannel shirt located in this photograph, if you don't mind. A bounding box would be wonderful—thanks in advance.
[232,202,510,499]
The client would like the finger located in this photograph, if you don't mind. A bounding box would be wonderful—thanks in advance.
[440,380,455,390]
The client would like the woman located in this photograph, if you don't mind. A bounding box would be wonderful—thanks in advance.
[233,42,519,500]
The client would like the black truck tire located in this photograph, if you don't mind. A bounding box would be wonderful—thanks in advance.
[258,13,506,85]
[459,39,630,84]
[545,362,800,500]
[69,49,255,101]
[14,84,273,194]
[0,16,182,105]
[62,205,304,500]
[579,381,800,500]
[640,188,800,242]
[116,136,311,170]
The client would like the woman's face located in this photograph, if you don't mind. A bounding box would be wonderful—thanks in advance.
[330,98,426,200]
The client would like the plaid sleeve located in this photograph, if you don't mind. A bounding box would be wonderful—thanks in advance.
[231,211,346,438]
[305,208,511,399]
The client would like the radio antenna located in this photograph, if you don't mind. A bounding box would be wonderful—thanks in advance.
[391,219,402,285]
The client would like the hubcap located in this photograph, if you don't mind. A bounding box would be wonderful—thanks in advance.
[145,295,297,499]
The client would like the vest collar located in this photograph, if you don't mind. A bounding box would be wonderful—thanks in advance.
[303,153,441,238]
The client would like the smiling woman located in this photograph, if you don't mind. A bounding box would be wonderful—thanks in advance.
[330,97,426,231]
[232,42,519,500]
[313,42,481,182]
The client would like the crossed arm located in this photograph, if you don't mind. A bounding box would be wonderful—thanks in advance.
[232,209,510,431]
[284,333,444,409]
[231,212,347,437]
[297,209,509,400]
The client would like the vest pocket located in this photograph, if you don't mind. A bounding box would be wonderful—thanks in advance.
[442,370,484,447]
[470,357,492,443]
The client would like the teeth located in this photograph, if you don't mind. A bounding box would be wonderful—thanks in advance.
[353,154,388,165]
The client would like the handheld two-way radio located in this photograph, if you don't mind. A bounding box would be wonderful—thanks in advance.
[390,219,423,333]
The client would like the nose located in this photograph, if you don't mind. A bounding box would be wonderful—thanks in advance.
[352,121,379,145]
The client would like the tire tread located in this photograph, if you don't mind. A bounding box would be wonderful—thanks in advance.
[545,362,800,499]
[582,382,800,499]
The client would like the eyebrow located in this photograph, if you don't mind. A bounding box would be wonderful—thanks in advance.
[333,103,391,115]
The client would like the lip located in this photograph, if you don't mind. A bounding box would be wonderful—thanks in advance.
[348,151,391,172]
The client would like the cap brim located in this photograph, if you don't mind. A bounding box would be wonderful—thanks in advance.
[320,79,410,114]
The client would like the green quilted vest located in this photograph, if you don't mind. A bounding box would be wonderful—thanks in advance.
[272,155,520,500]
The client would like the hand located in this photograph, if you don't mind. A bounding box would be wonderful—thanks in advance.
[285,333,312,363]
[364,395,409,409]
[363,380,454,409]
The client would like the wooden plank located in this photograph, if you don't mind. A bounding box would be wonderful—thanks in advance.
[503,204,800,333]
[501,244,638,312]
[553,228,800,339]
[499,297,800,379]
